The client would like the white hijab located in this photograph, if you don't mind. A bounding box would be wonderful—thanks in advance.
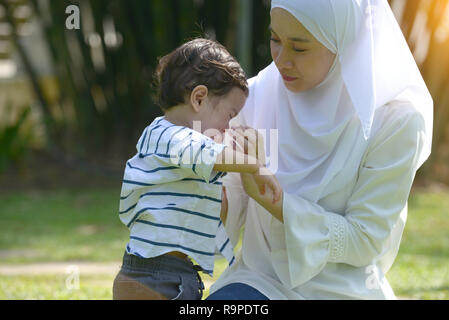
[239,0,433,200]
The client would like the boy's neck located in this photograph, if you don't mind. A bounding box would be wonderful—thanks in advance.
[164,104,193,128]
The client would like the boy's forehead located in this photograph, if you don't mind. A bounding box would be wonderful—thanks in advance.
[211,87,247,111]
[228,87,247,107]
[230,87,248,99]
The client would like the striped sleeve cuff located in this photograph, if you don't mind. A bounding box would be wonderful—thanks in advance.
[193,139,226,183]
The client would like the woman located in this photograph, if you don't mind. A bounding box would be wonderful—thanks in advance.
[207,0,432,300]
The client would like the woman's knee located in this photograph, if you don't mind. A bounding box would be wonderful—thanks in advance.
[206,283,269,300]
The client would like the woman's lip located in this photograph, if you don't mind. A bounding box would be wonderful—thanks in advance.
[281,74,298,82]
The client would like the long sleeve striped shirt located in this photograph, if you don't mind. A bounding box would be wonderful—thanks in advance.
[119,116,235,275]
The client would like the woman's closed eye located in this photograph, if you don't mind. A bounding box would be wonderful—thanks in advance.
[271,37,307,53]
[292,47,307,53]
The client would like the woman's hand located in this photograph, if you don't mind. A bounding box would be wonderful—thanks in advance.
[240,170,284,223]
[243,170,282,203]
[220,186,228,224]
[229,126,266,166]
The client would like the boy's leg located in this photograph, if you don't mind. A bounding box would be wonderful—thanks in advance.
[112,252,203,300]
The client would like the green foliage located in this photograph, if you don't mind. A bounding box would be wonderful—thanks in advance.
[0,0,445,183]
[24,0,272,159]
[0,106,32,174]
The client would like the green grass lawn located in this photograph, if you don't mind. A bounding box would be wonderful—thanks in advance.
[0,274,114,300]
[0,187,448,299]
[0,188,127,264]
[386,191,449,299]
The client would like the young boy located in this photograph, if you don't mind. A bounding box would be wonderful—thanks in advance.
[113,38,281,300]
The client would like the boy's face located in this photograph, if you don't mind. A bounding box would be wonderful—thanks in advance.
[196,87,247,138]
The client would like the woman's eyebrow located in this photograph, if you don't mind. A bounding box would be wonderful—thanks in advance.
[268,26,278,35]
[268,26,310,43]
[289,36,310,43]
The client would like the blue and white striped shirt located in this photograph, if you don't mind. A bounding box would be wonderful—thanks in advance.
[119,116,235,275]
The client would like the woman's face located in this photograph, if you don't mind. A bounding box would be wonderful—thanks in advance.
[270,8,336,92]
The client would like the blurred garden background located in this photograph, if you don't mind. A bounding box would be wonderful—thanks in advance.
[0,0,448,300]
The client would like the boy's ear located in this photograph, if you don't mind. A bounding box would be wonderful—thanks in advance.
[190,85,208,112]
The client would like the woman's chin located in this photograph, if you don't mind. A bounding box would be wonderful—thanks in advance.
[283,80,305,92]
[283,80,318,93]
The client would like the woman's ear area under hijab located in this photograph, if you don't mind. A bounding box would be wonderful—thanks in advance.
[190,85,209,113]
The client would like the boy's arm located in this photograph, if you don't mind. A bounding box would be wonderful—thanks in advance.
[213,146,260,173]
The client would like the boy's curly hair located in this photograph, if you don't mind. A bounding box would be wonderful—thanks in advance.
[153,38,248,110]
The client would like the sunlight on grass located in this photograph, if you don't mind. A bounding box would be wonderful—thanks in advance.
[0,274,115,300]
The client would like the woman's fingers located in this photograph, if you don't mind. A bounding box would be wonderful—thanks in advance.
[220,186,228,222]
[230,127,259,158]
[241,170,282,205]
[228,129,244,153]
[267,177,279,203]
[225,129,243,153]
[259,182,266,195]
[232,127,265,165]
[262,174,282,204]
[273,181,282,203]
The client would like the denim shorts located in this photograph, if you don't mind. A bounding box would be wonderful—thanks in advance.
[113,252,205,300]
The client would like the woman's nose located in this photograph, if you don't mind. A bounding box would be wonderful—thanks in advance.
[275,48,293,69]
